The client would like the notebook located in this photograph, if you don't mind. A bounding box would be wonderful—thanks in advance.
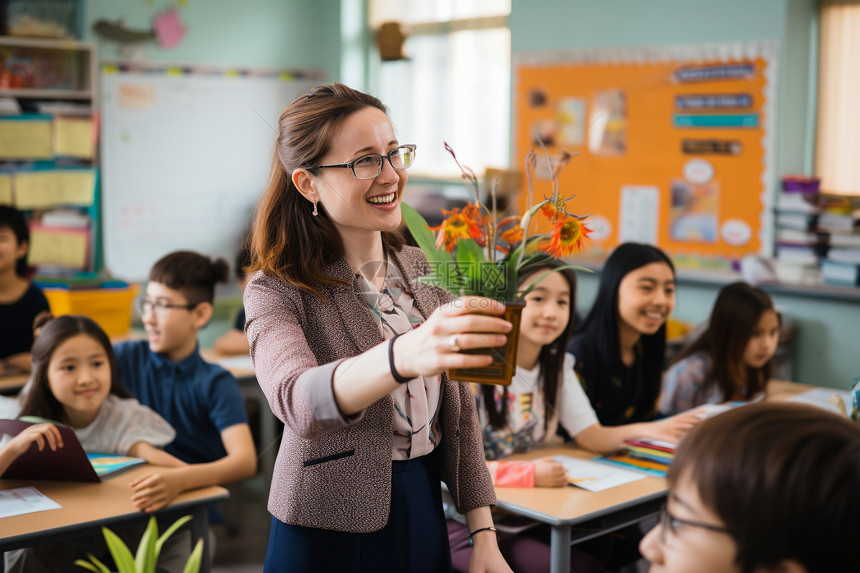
[0,419,145,482]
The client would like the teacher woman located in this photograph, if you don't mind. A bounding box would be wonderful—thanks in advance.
[244,83,514,573]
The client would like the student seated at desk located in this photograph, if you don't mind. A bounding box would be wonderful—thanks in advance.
[447,260,700,573]
[640,401,860,573]
[568,243,677,425]
[659,282,780,416]
[0,206,50,375]
[113,251,257,524]
[2,314,190,573]
[213,241,252,356]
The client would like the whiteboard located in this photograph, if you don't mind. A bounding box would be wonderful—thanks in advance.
[100,66,320,281]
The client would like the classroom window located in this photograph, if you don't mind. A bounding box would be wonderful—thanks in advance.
[815,0,860,196]
[369,0,511,178]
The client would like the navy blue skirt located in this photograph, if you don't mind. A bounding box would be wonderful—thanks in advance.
[263,452,453,573]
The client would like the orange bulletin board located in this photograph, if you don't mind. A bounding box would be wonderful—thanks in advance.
[514,42,777,270]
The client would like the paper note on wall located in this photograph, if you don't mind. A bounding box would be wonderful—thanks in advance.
[53,117,95,159]
[28,225,89,269]
[14,170,96,209]
[0,174,11,205]
[0,119,52,159]
[619,185,659,245]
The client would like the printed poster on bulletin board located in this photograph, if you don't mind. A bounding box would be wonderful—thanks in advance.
[514,41,778,270]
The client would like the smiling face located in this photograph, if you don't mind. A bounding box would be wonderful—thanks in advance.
[306,106,407,242]
[47,333,112,428]
[742,309,780,369]
[617,261,676,337]
[518,270,572,359]
[640,474,740,573]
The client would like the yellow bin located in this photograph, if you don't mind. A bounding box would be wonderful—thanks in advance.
[43,284,138,338]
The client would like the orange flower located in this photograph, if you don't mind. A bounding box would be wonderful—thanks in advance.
[429,202,487,252]
[539,202,558,219]
[499,224,523,245]
[542,217,591,258]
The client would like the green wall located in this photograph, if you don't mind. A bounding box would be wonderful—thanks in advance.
[83,0,342,77]
[511,0,858,389]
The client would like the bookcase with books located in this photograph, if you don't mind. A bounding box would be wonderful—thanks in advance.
[0,35,100,276]
[773,176,860,288]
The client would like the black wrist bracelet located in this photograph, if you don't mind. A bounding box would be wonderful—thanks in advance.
[468,526,497,546]
[388,333,411,384]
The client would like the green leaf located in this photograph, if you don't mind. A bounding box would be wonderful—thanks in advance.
[454,238,486,296]
[401,202,462,294]
[156,515,193,555]
[135,516,159,573]
[74,557,108,573]
[102,527,136,573]
[181,539,204,573]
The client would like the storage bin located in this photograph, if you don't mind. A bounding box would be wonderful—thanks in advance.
[42,284,137,338]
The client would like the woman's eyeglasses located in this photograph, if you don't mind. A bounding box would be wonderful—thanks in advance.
[659,503,731,543]
[311,144,417,180]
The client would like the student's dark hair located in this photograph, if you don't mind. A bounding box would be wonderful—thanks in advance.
[670,402,860,573]
[19,314,130,423]
[149,250,229,305]
[249,82,403,300]
[483,258,577,431]
[574,243,674,420]
[0,205,30,276]
[671,282,779,402]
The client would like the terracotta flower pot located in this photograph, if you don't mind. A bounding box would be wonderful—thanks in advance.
[448,301,525,386]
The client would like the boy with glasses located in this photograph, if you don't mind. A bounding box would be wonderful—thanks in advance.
[640,401,859,573]
[114,250,257,521]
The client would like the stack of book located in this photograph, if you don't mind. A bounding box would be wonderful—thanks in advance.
[818,196,860,287]
[773,176,824,285]
[598,439,676,477]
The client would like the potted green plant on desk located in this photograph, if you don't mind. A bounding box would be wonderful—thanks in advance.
[74,515,203,573]
[402,142,591,385]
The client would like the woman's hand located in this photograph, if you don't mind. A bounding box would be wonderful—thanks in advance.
[469,535,515,573]
[393,297,512,379]
[6,423,63,456]
[646,411,702,443]
[534,457,567,487]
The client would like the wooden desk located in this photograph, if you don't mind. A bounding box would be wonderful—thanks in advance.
[0,465,228,572]
[767,378,815,399]
[494,447,667,573]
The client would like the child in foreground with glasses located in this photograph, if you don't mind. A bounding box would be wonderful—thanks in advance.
[640,401,860,573]
[113,250,257,525]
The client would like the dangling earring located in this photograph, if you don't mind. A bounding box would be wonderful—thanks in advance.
[312,200,319,217]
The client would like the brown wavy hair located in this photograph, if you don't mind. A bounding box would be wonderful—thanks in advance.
[249,83,403,299]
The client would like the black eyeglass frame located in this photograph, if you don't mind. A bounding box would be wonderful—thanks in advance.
[659,503,731,543]
[137,297,201,316]
[310,144,417,180]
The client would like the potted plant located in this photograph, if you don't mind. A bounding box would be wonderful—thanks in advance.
[74,515,203,573]
[402,142,591,385]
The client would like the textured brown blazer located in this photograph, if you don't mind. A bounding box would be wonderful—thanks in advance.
[244,245,496,532]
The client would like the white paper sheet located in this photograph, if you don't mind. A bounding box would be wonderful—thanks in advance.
[0,486,61,518]
[787,388,852,416]
[215,354,254,372]
[553,455,646,492]
[619,185,659,244]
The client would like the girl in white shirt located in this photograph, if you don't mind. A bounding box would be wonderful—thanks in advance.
[448,260,701,572]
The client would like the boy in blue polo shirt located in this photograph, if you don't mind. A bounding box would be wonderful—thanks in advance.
[114,250,257,513]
